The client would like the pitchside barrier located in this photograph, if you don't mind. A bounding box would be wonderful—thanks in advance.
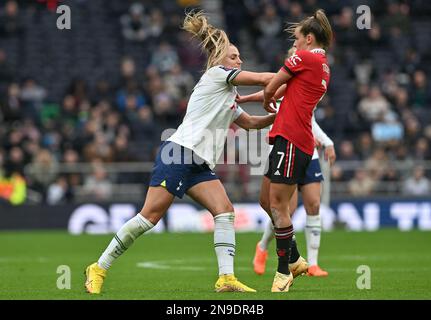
[0,198,430,232]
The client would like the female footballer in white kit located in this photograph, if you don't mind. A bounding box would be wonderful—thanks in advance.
[84,11,277,294]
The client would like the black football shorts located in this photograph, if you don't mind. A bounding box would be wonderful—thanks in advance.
[265,136,312,185]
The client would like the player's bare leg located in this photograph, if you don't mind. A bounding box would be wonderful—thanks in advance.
[254,177,307,277]
[85,186,174,294]
[269,182,297,292]
[301,182,328,276]
[286,189,309,278]
[187,180,256,292]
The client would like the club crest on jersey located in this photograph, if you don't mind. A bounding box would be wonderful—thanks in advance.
[288,54,302,66]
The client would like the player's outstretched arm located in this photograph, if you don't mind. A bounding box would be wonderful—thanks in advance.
[231,71,275,86]
[236,91,264,104]
[237,84,287,104]
[234,112,276,130]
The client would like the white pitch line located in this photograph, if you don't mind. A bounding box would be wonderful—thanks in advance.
[136,259,252,272]
[327,267,431,272]
[136,260,206,271]
[0,257,49,263]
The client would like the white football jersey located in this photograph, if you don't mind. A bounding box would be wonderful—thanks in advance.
[168,65,243,169]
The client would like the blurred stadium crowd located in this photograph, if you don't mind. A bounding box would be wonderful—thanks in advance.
[0,0,430,205]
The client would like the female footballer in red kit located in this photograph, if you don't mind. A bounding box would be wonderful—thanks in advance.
[261,9,333,292]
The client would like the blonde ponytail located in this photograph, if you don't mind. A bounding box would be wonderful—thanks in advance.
[182,10,230,70]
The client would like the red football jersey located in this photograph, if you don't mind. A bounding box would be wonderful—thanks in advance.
[269,49,330,155]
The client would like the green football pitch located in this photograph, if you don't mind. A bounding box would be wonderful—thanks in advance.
[0,229,430,300]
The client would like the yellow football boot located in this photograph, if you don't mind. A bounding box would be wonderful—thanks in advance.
[215,274,256,292]
[84,262,107,294]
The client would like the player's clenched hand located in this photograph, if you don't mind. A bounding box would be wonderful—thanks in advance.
[324,145,336,166]
[263,97,277,113]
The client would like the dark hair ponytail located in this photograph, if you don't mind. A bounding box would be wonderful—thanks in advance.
[286,9,333,50]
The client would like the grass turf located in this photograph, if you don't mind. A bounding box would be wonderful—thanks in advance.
[0,229,430,300]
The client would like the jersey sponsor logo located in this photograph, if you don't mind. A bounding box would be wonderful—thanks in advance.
[287,54,302,66]
[315,172,323,177]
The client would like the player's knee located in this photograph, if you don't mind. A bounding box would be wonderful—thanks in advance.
[270,206,291,227]
[305,200,320,215]
[211,202,234,215]
[138,210,162,226]
[223,203,235,214]
[219,205,235,214]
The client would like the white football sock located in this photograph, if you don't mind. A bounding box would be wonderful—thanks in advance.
[259,221,274,251]
[305,214,321,266]
[98,214,154,270]
[214,212,236,276]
